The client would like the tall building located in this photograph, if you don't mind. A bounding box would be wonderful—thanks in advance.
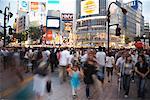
[76,0,107,47]
[123,0,144,38]
[144,22,150,37]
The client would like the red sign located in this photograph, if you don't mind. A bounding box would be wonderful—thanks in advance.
[31,2,39,11]
[46,29,52,40]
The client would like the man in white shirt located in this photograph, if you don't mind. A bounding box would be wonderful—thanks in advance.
[59,47,70,84]
[116,52,126,74]
[96,46,106,83]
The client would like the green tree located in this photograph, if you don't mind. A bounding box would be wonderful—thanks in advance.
[28,27,41,41]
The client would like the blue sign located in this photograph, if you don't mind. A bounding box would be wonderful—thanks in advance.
[48,0,59,4]
[22,1,27,8]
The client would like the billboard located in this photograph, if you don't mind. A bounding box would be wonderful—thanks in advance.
[19,0,29,12]
[81,0,99,16]
[46,18,60,29]
[30,2,39,12]
[62,13,73,21]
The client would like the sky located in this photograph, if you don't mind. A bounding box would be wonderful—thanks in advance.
[0,0,150,26]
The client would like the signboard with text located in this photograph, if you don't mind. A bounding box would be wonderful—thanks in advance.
[81,0,99,16]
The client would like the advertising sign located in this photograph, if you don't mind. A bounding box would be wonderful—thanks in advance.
[64,22,72,31]
[81,0,99,16]
[30,2,39,11]
[62,13,73,21]
[46,17,60,29]
[48,0,60,4]
[19,0,28,12]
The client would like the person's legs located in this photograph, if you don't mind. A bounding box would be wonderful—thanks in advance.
[139,78,145,98]
[59,67,64,84]
[86,84,90,98]
[125,75,131,96]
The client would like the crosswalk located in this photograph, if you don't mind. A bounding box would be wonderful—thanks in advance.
[8,70,150,100]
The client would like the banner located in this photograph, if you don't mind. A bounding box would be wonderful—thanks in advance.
[19,0,28,12]
[31,2,39,12]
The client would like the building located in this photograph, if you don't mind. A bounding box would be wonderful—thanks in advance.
[123,0,144,38]
[144,21,150,46]
[76,0,107,47]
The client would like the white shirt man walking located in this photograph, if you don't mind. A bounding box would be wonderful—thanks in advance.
[59,47,70,84]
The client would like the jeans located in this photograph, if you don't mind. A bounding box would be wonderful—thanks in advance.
[137,77,146,98]
[123,74,131,95]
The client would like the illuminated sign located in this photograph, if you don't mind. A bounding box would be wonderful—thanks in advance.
[81,0,99,16]
[46,18,60,29]
[62,13,73,21]
[31,2,39,11]
[19,0,28,12]
[64,22,72,31]
[48,0,60,4]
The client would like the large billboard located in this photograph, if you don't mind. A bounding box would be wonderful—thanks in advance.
[46,17,60,29]
[81,0,99,16]
[19,0,29,12]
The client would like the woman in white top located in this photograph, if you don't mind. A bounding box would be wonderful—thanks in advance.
[106,53,115,82]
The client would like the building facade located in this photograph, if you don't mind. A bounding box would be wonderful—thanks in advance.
[123,0,144,38]
[76,0,107,47]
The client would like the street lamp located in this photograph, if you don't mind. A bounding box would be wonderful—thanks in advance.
[0,6,13,47]
[143,34,146,48]
[107,1,127,53]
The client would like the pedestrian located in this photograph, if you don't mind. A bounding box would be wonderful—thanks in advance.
[135,54,150,98]
[106,52,115,83]
[33,52,50,100]
[122,54,134,98]
[58,47,70,84]
[96,46,106,89]
[67,62,81,99]
[82,50,97,99]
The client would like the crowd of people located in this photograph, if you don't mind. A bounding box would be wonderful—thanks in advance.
[0,47,150,100]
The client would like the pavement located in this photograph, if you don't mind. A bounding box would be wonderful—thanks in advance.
[1,69,149,100]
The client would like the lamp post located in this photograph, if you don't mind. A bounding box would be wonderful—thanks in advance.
[0,6,13,47]
[143,34,146,49]
[107,1,127,53]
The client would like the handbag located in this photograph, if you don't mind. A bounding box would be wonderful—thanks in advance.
[46,80,51,93]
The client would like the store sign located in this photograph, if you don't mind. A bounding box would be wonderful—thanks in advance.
[64,22,72,31]
[81,0,99,16]
[48,0,60,4]
[46,17,60,29]
[31,2,39,11]
[19,0,28,12]
[62,13,73,21]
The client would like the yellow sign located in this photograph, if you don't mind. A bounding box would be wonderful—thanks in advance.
[81,0,99,16]
[84,0,96,14]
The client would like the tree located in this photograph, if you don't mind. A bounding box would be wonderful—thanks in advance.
[28,27,41,41]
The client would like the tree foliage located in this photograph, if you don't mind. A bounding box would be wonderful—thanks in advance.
[28,27,41,41]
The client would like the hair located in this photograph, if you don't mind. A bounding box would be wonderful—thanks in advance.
[138,54,146,63]
[125,54,132,63]
[98,46,102,51]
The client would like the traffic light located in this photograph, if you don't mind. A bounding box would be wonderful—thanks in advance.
[9,27,13,35]
[116,27,121,36]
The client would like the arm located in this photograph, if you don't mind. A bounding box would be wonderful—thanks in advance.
[135,67,144,77]
[144,67,150,78]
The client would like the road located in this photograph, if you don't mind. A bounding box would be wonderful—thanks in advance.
[5,70,150,100]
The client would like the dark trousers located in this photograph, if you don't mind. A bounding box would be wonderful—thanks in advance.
[86,84,90,97]
[123,74,131,95]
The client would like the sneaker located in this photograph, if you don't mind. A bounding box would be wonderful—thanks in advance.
[124,95,128,98]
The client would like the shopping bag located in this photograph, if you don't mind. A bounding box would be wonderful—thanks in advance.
[46,80,51,93]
